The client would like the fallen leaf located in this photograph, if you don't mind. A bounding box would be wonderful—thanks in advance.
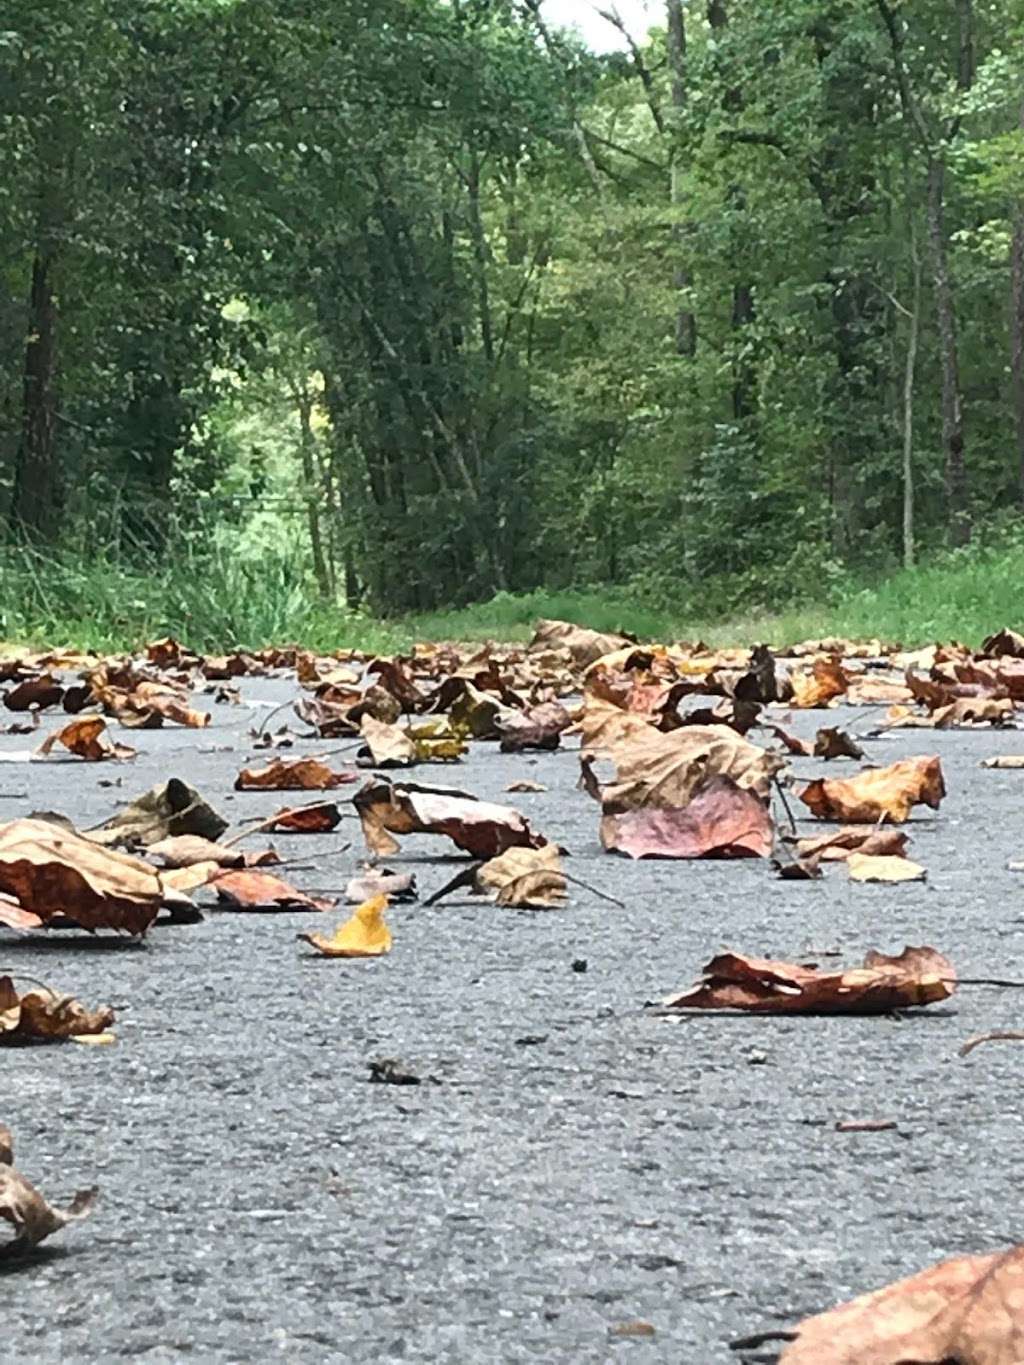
[260,801,343,833]
[982,755,1024,769]
[506,779,548,793]
[148,835,245,869]
[354,777,544,858]
[798,756,945,823]
[983,627,1024,658]
[778,1243,1024,1364]
[357,714,417,766]
[662,945,955,1013]
[608,1321,656,1340]
[37,716,136,762]
[476,842,567,907]
[368,1057,422,1085]
[234,757,357,791]
[793,828,911,861]
[298,893,391,957]
[813,727,864,760]
[0,974,114,1042]
[345,868,417,903]
[211,869,334,912]
[529,618,632,669]
[0,818,170,933]
[496,701,572,751]
[0,1143,96,1251]
[847,853,926,883]
[583,720,785,812]
[600,776,774,860]
[89,778,228,847]
[4,674,63,712]
[834,1119,897,1133]
[789,657,849,708]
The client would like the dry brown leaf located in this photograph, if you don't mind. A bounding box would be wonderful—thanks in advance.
[663,945,955,1014]
[794,828,910,862]
[0,974,114,1042]
[354,777,544,858]
[982,755,1024,769]
[813,726,864,760]
[90,778,228,848]
[477,842,567,907]
[234,757,357,791]
[0,1145,97,1251]
[148,835,244,869]
[798,756,945,823]
[495,701,571,752]
[847,853,926,883]
[778,1243,1024,1364]
[260,801,343,833]
[211,869,333,912]
[357,714,417,766]
[37,716,135,762]
[600,777,774,860]
[506,779,548,793]
[529,619,632,669]
[789,657,849,708]
[0,818,170,933]
[4,674,64,712]
[585,721,784,813]
[298,893,392,957]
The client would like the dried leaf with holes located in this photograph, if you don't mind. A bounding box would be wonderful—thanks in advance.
[778,1242,1024,1364]
[846,853,926,883]
[798,756,945,824]
[234,757,357,791]
[0,974,114,1042]
[37,717,135,762]
[662,945,955,1014]
[0,1133,96,1252]
[298,893,392,957]
[477,843,567,907]
[354,777,544,858]
[211,869,334,912]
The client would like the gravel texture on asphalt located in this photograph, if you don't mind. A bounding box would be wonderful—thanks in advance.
[4,680,1024,1363]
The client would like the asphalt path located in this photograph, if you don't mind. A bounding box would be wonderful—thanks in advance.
[5,678,1024,1362]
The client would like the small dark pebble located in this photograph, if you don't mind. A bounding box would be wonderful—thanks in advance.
[571,959,588,973]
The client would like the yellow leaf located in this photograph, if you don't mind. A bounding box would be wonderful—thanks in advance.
[298,894,391,957]
[847,853,927,883]
[70,1032,117,1046]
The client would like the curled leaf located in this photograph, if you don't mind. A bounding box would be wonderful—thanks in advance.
[298,894,391,957]
[798,756,945,824]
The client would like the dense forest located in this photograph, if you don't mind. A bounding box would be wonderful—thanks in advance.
[2,1,1023,618]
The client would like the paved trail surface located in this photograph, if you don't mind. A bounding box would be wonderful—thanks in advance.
[5,679,1024,1362]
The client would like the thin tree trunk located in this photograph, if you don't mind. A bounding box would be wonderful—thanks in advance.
[1012,99,1024,505]
[903,225,921,569]
[666,0,696,357]
[11,244,61,539]
[296,392,331,599]
[927,157,969,544]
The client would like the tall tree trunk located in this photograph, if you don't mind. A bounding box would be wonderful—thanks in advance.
[296,392,332,599]
[903,224,921,569]
[927,157,968,544]
[1012,99,1024,506]
[11,243,61,540]
[666,0,696,357]
[707,0,755,419]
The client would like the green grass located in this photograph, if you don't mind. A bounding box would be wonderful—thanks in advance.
[0,537,1020,654]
